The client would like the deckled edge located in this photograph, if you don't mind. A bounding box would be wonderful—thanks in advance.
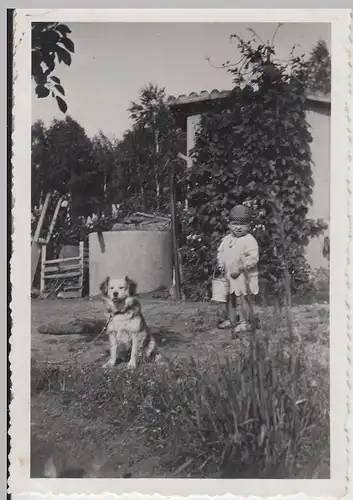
[8,9,352,500]
[347,7,353,498]
[6,494,340,500]
[9,6,18,493]
[7,5,18,491]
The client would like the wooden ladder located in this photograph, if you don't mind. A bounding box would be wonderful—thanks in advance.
[31,193,64,286]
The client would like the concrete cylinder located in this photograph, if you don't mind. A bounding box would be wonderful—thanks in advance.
[89,229,173,296]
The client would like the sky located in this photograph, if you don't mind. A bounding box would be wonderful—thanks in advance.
[32,22,330,141]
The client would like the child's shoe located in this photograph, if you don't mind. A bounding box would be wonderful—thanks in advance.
[234,321,252,334]
[218,319,232,329]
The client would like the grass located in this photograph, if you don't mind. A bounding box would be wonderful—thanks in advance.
[31,298,329,479]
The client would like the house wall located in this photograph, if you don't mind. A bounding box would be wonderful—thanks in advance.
[305,107,330,270]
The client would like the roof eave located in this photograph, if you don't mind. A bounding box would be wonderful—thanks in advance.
[167,90,331,112]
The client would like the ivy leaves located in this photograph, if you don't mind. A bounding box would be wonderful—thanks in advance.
[32,22,75,113]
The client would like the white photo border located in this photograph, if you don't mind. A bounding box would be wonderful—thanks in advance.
[10,8,351,499]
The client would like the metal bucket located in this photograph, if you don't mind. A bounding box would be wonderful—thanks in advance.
[211,274,229,303]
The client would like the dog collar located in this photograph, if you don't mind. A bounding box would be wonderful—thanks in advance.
[109,309,124,318]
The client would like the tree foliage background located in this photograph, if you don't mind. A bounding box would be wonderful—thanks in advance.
[306,39,331,95]
[31,83,186,246]
[32,116,103,219]
[124,84,186,212]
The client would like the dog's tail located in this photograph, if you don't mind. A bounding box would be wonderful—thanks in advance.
[145,336,156,358]
[145,336,163,364]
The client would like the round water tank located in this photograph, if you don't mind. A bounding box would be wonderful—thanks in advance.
[89,229,173,296]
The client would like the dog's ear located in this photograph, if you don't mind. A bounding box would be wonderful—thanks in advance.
[100,276,110,296]
[125,276,137,296]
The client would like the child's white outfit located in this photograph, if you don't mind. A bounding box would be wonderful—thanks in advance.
[217,233,259,296]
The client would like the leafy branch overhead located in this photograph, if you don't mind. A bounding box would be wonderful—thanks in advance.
[32,22,75,113]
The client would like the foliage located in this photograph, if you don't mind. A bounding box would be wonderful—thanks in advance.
[322,235,330,261]
[91,131,120,211]
[31,83,186,246]
[31,119,50,209]
[31,116,103,221]
[180,32,327,300]
[32,22,75,113]
[121,83,186,212]
[129,83,166,124]
[31,202,125,251]
[311,266,329,292]
[144,347,328,478]
[306,40,331,95]
[113,127,157,213]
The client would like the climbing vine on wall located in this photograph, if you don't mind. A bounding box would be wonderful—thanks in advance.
[180,33,327,301]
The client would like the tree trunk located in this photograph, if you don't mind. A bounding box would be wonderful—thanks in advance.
[155,129,160,211]
[156,173,160,210]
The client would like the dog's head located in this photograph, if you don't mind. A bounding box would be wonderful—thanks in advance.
[100,276,137,303]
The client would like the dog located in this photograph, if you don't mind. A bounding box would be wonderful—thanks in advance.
[100,275,158,370]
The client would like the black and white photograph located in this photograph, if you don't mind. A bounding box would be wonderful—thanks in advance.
[10,8,350,499]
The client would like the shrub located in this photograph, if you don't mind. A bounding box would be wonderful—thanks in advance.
[140,333,328,478]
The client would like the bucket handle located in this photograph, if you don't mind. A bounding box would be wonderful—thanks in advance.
[213,268,225,279]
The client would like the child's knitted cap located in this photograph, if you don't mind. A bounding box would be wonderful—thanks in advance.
[229,205,251,224]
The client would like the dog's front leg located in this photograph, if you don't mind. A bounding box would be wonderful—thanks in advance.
[127,333,144,370]
[103,332,118,369]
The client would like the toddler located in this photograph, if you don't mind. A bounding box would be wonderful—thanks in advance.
[217,204,259,334]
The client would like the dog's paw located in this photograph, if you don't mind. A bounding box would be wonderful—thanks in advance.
[155,354,163,364]
[102,359,115,369]
[126,361,137,370]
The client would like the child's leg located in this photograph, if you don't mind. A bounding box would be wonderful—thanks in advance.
[240,295,249,323]
[235,294,258,333]
[229,292,239,326]
[218,294,233,329]
[218,298,228,321]
[243,294,260,328]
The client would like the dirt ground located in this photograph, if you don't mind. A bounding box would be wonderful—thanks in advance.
[32,297,329,367]
[31,297,329,478]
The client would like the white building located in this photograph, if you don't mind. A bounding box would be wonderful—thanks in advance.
[168,90,330,270]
